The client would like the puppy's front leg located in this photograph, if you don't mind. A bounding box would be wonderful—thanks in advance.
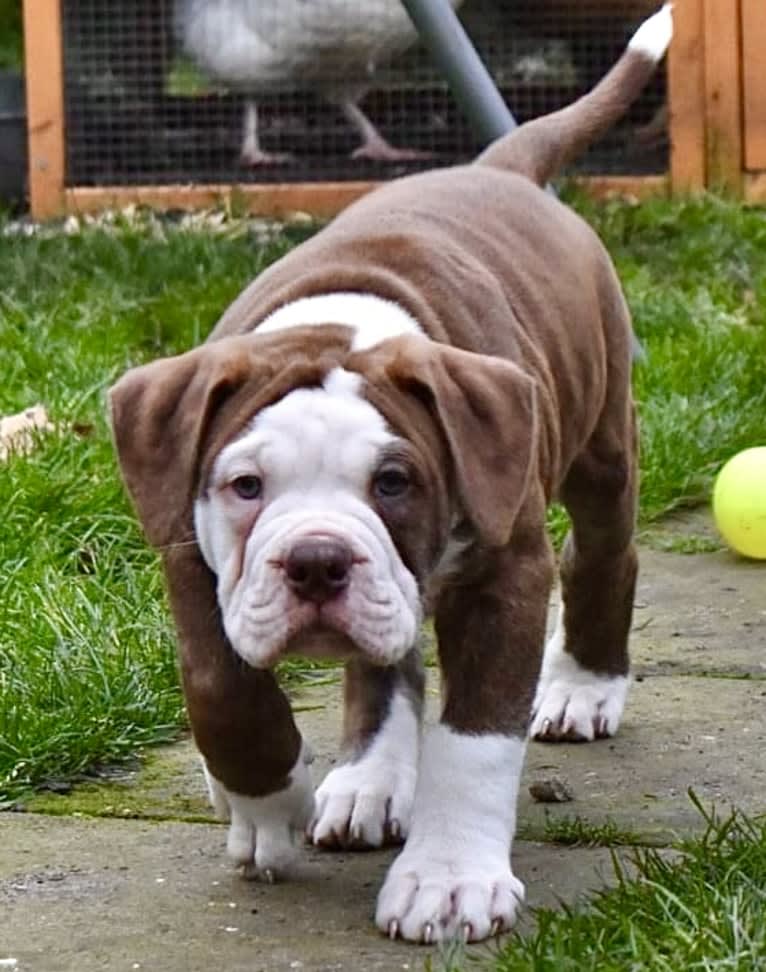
[165,547,314,881]
[376,523,554,943]
[202,739,314,882]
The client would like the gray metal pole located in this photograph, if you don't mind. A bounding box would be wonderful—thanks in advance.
[399,0,518,144]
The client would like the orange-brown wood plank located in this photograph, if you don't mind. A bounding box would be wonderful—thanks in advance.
[668,0,706,192]
[744,172,766,203]
[568,175,669,200]
[64,175,669,220]
[703,0,743,192]
[741,0,766,171]
[65,183,380,220]
[23,0,66,219]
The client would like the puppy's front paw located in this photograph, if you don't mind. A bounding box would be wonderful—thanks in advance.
[309,758,415,849]
[376,726,527,942]
[376,842,524,943]
[203,741,315,881]
[531,655,629,742]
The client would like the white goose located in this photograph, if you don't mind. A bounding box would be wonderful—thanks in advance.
[177,0,464,165]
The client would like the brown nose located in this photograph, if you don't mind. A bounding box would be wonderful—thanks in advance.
[284,537,353,603]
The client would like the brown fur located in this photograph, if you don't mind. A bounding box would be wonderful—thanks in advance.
[110,36,660,797]
[165,544,301,795]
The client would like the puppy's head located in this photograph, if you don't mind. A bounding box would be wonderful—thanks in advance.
[110,326,538,669]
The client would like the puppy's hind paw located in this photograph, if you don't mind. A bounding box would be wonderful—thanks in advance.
[531,664,629,742]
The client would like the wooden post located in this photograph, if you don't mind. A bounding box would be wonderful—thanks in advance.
[23,0,66,219]
[668,0,706,193]
[702,0,743,193]
[741,0,766,171]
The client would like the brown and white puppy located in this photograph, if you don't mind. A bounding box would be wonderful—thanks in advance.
[110,6,672,945]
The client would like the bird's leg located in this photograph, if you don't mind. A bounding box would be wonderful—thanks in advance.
[633,102,668,149]
[341,100,431,162]
[240,100,293,167]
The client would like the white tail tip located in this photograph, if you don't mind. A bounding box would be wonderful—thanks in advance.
[628,4,674,62]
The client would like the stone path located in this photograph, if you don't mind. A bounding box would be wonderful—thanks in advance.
[2,542,764,972]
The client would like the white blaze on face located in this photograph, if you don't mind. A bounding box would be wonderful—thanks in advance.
[194,368,421,668]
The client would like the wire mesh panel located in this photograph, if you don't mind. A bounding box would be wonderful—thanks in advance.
[61,0,668,190]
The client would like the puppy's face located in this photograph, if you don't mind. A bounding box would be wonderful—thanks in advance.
[110,327,538,672]
[194,368,429,668]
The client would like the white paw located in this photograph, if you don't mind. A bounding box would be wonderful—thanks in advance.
[531,603,629,742]
[376,843,524,943]
[310,758,415,848]
[530,670,628,741]
[309,691,418,848]
[531,635,628,743]
[203,741,315,881]
[376,726,526,942]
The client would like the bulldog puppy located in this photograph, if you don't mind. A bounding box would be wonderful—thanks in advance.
[110,6,672,945]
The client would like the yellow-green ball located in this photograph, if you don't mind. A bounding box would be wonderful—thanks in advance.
[712,447,766,560]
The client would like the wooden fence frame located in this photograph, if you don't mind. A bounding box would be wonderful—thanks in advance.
[23,0,764,220]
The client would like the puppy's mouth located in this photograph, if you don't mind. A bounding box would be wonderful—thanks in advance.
[284,617,359,661]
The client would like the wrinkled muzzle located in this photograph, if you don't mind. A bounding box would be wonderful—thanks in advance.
[218,508,422,669]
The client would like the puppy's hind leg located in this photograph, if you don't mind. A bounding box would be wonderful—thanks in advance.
[531,401,638,742]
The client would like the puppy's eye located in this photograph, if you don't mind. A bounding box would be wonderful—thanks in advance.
[373,466,410,499]
[231,475,263,500]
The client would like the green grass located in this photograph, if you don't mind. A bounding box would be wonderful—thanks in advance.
[0,0,22,69]
[1,194,765,804]
[570,190,766,524]
[540,814,645,849]
[643,531,724,555]
[487,797,766,971]
[0,212,311,803]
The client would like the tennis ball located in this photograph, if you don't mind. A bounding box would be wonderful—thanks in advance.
[712,447,766,560]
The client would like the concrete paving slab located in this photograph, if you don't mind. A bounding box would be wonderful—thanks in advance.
[3,544,765,971]
[23,671,766,844]
[631,548,766,678]
[7,669,763,971]
[0,814,623,972]
[521,674,766,840]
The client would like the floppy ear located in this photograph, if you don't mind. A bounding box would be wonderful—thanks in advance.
[110,325,355,549]
[363,336,540,547]
[109,340,268,549]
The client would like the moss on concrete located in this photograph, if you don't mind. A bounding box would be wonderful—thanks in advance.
[24,738,216,823]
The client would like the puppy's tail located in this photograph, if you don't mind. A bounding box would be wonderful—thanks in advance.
[476,4,673,186]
